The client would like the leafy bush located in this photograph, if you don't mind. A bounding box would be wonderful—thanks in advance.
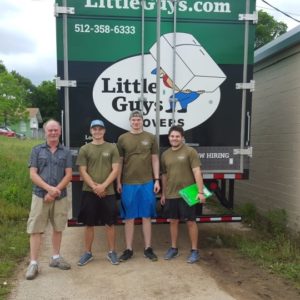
[239,202,257,225]
[265,209,287,236]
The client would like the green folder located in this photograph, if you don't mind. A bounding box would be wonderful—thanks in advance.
[179,184,213,207]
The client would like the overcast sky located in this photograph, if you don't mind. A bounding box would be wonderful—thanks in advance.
[0,0,299,85]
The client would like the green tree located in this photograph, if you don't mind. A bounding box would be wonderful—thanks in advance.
[11,70,35,93]
[0,71,28,126]
[30,80,59,122]
[0,61,7,74]
[256,10,288,49]
[11,70,36,106]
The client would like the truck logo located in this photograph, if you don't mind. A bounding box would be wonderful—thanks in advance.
[93,33,226,135]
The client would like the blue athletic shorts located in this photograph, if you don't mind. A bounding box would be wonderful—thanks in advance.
[120,180,157,219]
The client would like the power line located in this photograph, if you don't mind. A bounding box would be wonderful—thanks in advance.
[260,0,300,23]
[257,5,300,17]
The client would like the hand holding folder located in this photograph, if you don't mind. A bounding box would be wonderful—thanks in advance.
[179,184,213,207]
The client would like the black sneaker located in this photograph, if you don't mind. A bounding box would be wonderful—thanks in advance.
[119,249,133,262]
[144,247,158,261]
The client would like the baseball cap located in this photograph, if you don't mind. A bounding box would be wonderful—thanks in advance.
[90,119,105,128]
[129,110,143,119]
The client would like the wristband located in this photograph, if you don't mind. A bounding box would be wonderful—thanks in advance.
[199,192,204,195]
[154,178,160,181]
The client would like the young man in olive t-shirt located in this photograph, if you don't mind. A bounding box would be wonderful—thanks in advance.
[76,120,120,265]
[161,125,206,263]
[117,110,160,262]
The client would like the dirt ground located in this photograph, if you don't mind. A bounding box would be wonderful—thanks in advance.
[198,224,300,300]
[9,222,300,300]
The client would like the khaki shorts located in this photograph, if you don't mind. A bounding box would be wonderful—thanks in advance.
[27,195,69,234]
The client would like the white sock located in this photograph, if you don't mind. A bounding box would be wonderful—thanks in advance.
[30,260,38,265]
[52,254,60,259]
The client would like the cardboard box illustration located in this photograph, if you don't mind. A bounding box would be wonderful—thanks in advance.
[150,33,226,93]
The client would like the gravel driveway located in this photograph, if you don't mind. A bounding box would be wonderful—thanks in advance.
[9,224,236,300]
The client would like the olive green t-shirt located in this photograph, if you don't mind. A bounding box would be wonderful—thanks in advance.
[161,144,201,199]
[117,131,158,184]
[76,142,119,194]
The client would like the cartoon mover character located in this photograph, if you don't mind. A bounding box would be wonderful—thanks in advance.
[149,33,226,113]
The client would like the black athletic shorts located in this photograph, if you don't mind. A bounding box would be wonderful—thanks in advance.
[163,198,197,221]
[78,191,118,226]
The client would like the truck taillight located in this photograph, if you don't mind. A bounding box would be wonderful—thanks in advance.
[209,182,218,191]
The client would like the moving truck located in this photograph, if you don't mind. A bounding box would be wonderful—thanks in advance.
[55,0,256,225]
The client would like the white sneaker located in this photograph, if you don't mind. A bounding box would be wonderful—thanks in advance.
[25,263,38,280]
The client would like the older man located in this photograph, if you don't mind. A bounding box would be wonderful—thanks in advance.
[26,119,72,280]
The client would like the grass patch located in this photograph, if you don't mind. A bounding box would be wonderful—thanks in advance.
[238,235,300,282]
[220,203,300,288]
[0,137,41,299]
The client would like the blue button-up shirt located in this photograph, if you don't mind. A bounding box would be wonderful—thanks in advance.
[28,143,72,199]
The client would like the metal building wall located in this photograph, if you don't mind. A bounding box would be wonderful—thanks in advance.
[235,28,300,232]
